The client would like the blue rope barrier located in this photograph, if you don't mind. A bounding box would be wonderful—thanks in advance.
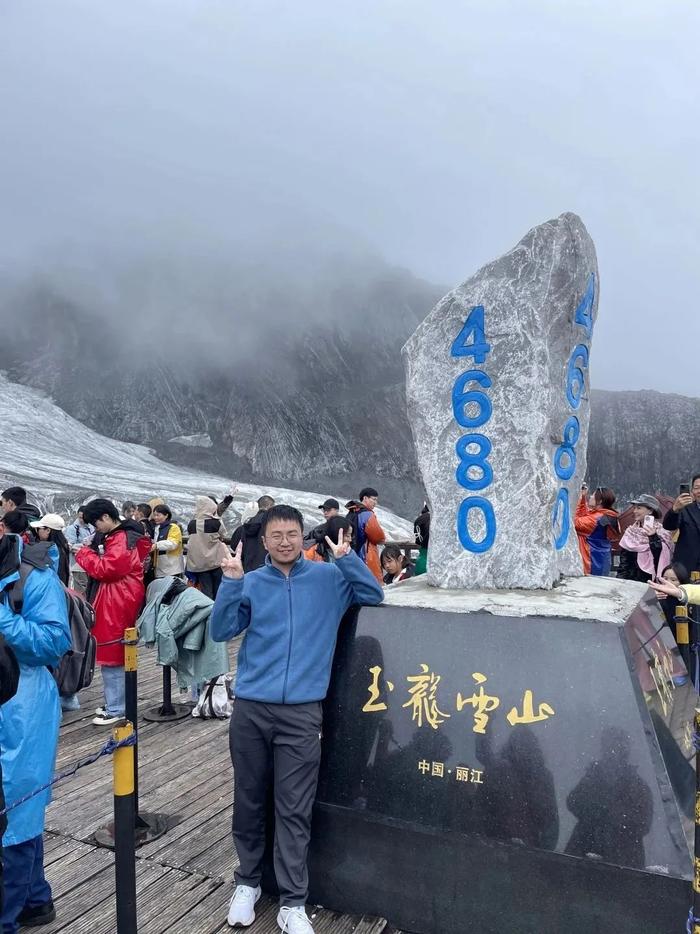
[0,732,136,819]
[687,906,700,933]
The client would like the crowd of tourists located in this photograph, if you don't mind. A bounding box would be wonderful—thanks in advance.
[8,474,700,933]
[575,477,700,592]
[0,480,430,933]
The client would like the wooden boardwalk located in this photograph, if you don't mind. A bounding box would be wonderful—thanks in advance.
[41,642,390,934]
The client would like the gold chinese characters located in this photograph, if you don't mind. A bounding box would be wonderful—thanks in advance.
[363,664,555,734]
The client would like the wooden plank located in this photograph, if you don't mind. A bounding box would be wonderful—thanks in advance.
[41,860,171,933]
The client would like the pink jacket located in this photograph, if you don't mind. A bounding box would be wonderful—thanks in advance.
[619,521,673,577]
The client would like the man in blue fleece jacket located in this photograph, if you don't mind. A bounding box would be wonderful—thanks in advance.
[211,504,383,934]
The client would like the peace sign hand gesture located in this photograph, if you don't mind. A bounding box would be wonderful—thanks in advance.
[221,541,244,579]
[325,527,352,560]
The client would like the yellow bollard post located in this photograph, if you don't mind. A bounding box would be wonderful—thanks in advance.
[675,605,691,673]
[123,627,144,827]
[112,721,137,933]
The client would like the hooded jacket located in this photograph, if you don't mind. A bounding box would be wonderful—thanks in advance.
[186,497,229,573]
[574,497,619,576]
[0,533,71,845]
[211,550,384,704]
[15,502,41,523]
[76,520,151,666]
[230,511,268,573]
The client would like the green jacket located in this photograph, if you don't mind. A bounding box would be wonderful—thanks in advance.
[138,579,229,688]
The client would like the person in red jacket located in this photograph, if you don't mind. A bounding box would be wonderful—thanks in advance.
[574,485,619,576]
[76,499,151,726]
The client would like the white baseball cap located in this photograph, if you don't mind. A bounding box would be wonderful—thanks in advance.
[30,513,66,532]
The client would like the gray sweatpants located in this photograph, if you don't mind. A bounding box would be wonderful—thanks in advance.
[229,698,323,906]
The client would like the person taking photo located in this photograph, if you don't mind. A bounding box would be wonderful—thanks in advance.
[663,476,700,575]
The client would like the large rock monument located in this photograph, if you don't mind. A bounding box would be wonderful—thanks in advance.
[300,214,695,934]
[404,212,596,589]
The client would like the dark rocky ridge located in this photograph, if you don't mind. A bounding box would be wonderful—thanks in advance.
[1,258,698,516]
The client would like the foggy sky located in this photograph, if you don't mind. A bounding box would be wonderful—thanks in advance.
[1,1,698,395]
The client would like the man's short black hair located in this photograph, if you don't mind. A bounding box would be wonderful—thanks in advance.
[261,504,304,535]
[359,487,378,500]
[1,510,29,534]
[258,495,275,511]
[82,498,120,525]
[1,486,27,506]
[136,503,152,518]
[692,474,700,487]
[122,500,136,512]
[153,505,172,521]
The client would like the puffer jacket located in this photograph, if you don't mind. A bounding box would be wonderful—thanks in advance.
[76,520,151,666]
[186,497,229,573]
[153,522,185,578]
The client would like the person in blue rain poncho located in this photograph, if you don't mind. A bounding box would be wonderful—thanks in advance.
[0,515,71,933]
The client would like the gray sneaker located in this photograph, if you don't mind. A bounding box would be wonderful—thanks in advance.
[227,884,261,927]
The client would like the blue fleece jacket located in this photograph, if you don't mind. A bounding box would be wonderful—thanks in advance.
[211,550,384,704]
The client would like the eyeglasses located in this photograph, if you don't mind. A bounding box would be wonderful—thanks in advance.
[266,532,302,544]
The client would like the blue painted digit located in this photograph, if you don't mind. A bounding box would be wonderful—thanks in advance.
[553,416,580,481]
[566,344,589,409]
[451,306,491,364]
[455,434,493,491]
[552,487,570,550]
[452,370,493,429]
[457,497,496,553]
[574,273,595,339]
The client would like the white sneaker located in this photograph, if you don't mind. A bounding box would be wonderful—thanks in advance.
[95,706,106,716]
[227,884,261,927]
[277,906,314,933]
[92,713,122,726]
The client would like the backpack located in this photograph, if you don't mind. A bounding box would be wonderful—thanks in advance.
[191,673,235,719]
[6,554,97,696]
[345,510,365,556]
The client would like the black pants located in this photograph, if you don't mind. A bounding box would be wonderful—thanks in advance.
[229,698,323,906]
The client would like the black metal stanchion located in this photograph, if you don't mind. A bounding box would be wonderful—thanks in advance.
[142,665,191,722]
[112,721,137,934]
[94,631,169,848]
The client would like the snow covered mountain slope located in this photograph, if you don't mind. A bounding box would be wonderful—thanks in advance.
[0,374,412,537]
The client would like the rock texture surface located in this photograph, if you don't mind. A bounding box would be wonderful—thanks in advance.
[403,213,599,589]
[382,574,647,624]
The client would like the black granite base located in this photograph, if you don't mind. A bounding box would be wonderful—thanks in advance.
[304,594,694,933]
[309,804,689,934]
